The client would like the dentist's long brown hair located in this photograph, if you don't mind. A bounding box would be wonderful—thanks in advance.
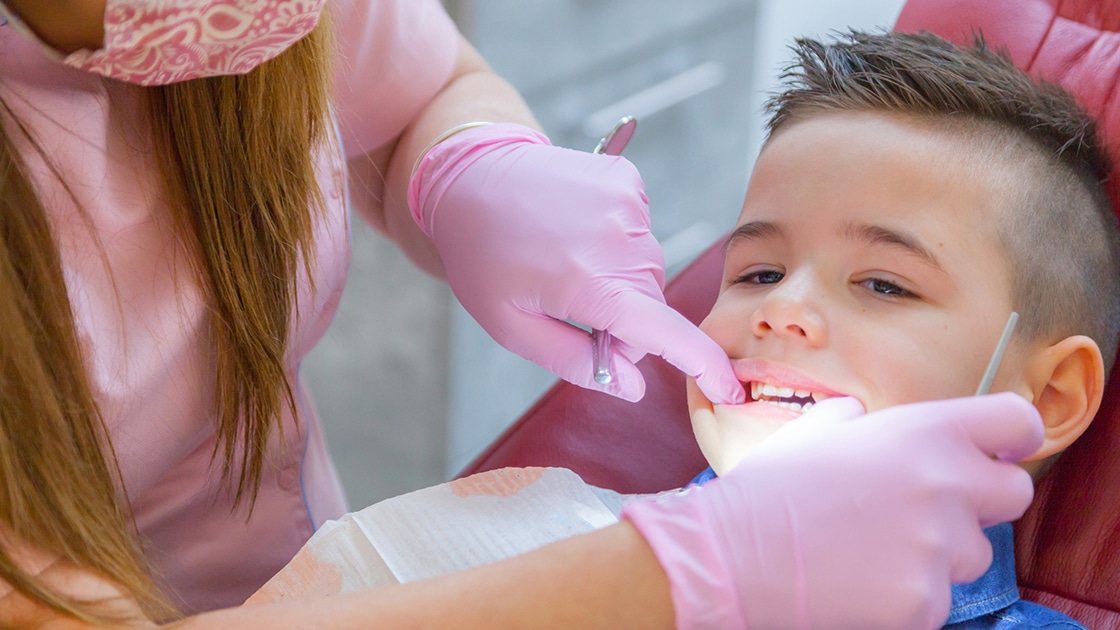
[0,14,333,624]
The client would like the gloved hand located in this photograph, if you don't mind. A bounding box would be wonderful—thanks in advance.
[408,122,745,404]
[621,393,1044,630]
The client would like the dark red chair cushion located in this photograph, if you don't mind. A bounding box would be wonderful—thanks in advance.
[463,0,1120,625]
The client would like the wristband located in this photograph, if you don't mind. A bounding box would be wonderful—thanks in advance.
[410,121,494,180]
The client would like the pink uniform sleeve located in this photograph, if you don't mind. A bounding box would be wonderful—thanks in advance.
[331,0,459,158]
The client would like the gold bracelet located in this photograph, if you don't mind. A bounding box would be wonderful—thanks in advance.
[410,121,494,180]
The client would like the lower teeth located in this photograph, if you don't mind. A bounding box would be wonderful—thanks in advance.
[757,399,813,412]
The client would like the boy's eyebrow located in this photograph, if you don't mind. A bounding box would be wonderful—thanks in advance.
[844,222,945,272]
[724,221,783,251]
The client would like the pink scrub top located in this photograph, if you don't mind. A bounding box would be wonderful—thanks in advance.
[0,0,457,613]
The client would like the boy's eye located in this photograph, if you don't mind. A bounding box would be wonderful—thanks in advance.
[733,269,784,285]
[859,278,916,298]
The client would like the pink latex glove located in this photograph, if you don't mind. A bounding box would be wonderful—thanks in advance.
[408,123,745,404]
[622,393,1044,630]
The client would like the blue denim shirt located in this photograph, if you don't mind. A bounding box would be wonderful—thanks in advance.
[688,468,1086,629]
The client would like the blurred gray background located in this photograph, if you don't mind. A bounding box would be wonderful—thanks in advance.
[302,0,907,511]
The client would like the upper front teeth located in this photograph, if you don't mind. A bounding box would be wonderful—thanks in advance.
[750,382,831,404]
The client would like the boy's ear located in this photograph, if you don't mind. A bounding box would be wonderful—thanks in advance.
[1020,335,1105,462]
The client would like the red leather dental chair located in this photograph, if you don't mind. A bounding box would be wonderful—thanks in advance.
[460,0,1120,626]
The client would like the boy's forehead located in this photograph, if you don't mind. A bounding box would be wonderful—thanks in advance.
[740,111,1017,224]
[728,111,1020,282]
[761,110,1020,173]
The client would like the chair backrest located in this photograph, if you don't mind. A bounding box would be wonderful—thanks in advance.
[461,0,1120,625]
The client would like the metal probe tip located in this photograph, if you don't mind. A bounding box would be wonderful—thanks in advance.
[975,312,1019,396]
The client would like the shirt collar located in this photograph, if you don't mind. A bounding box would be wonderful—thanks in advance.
[690,467,1021,625]
[946,522,1021,624]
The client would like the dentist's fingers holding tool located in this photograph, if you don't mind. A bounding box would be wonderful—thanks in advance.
[582,116,743,403]
[868,393,1042,529]
[409,121,704,402]
[623,393,1043,630]
[589,117,638,386]
[490,307,651,401]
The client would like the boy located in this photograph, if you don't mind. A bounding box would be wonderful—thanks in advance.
[681,30,1120,628]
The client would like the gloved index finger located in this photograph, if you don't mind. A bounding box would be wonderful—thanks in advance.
[930,393,1044,462]
[598,291,746,405]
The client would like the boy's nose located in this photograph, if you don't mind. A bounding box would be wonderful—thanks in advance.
[749,273,826,345]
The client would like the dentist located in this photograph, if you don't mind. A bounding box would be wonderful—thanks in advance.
[0,1,1041,628]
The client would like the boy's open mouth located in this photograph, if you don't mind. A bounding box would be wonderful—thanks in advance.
[748,381,835,413]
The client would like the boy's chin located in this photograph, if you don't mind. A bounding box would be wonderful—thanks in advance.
[688,386,801,476]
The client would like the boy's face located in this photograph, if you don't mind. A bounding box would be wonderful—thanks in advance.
[689,112,1030,475]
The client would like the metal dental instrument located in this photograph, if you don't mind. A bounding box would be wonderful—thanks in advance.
[593,115,637,156]
[975,312,1020,396]
[590,116,638,385]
